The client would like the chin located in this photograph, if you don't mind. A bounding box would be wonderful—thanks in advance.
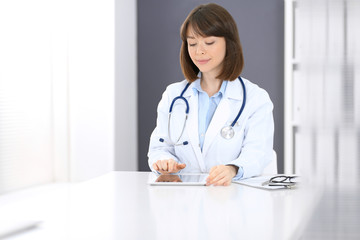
[197,67,211,73]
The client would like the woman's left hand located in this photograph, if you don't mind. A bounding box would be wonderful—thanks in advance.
[206,165,238,186]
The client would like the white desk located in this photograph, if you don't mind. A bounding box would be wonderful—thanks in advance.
[0,172,320,240]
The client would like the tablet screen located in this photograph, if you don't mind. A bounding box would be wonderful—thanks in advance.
[149,174,208,186]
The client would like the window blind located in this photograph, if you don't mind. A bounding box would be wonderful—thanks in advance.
[0,0,54,194]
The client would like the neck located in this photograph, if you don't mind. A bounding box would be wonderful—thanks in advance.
[201,73,222,97]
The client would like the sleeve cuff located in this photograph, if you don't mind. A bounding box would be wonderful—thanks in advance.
[226,164,244,181]
[233,166,244,180]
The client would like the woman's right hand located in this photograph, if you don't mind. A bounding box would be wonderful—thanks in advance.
[152,159,186,174]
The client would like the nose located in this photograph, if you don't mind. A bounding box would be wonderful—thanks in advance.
[195,44,206,55]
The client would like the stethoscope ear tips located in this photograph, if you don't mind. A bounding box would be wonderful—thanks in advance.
[159,138,164,142]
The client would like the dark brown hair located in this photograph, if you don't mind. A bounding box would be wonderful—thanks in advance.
[180,3,244,82]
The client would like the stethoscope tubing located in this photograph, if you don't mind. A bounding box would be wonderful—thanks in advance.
[230,76,246,127]
[160,76,246,145]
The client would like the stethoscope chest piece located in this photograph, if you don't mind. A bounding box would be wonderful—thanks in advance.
[221,126,235,139]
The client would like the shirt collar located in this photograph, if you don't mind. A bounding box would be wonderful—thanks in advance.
[192,79,228,97]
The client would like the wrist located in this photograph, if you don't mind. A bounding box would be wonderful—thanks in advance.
[226,164,239,177]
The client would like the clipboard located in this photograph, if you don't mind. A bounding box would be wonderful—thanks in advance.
[232,175,299,190]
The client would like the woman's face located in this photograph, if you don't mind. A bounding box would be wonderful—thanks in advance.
[186,25,226,78]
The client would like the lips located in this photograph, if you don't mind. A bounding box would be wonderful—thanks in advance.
[196,59,210,65]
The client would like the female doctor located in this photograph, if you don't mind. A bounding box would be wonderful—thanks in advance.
[148,3,274,186]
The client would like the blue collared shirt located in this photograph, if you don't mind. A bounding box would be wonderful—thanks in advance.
[192,79,227,151]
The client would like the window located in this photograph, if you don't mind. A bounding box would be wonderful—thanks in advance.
[0,0,115,194]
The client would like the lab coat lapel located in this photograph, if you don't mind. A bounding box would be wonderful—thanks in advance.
[184,86,206,172]
[202,79,244,156]
[202,98,230,156]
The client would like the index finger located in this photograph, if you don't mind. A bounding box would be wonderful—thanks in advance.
[167,160,177,173]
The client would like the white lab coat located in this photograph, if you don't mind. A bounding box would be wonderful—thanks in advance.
[148,77,274,179]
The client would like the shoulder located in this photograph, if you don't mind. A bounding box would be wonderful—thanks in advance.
[242,77,272,105]
[165,79,189,92]
[237,77,273,114]
[163,79,190,97]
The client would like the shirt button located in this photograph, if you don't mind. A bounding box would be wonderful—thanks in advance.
[201,133,204,137]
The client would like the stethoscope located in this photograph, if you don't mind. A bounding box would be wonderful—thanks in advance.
[159,76,246,146]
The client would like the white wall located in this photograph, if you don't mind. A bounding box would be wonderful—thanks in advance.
[115,0,138,171]
[67,0,115,181]
[52,0,116,182]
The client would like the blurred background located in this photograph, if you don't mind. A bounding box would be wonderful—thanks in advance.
[137,0,285,172]
[0,0,359,238]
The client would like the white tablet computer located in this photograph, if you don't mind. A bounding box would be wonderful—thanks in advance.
[148,173,208,186]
